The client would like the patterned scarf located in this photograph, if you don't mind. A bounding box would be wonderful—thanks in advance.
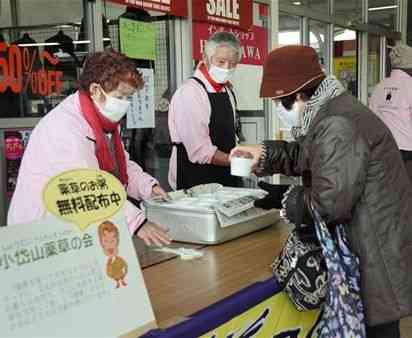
[291,76,345,139]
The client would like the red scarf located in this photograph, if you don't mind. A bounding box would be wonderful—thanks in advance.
[79,91,128,185]
[199,62,229,92]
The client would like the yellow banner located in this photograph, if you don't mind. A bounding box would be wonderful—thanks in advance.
[43,169,126,231]
[201,291,320,338]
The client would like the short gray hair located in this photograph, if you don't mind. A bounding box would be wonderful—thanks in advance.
[204,32,242,63]
[389,44,412,69]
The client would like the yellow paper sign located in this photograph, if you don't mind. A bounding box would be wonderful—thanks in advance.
[43,169,126,231]
[334,56,356,79]
[119,17,156,60]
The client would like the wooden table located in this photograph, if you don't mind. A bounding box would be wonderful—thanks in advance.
[140,222,412,338]
[142,221,291,328]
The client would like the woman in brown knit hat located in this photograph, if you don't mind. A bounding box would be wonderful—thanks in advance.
[231,45,412,338]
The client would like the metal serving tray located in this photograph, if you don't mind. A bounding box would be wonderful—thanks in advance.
[143,187,280,244]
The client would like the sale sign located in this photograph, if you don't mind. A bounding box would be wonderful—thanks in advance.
[0,43,63,96]
[193,22,268,66]
[193,0,253,31]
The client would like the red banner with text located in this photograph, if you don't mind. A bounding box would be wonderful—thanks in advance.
[108,1,253,30]
[107,0,187,16]
[192,22,268,66]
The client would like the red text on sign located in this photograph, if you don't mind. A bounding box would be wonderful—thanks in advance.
[0,42,63,96]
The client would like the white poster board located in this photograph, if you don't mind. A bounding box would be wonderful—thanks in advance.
[0,169,156,337]
[231,64,263,111]
[127,68,155,129]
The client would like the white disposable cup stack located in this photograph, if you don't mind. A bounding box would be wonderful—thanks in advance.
[230,157,253,177]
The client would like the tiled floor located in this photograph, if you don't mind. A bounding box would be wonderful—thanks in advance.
[401,316,412,337]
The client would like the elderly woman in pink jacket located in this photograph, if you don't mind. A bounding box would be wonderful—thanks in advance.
[7,50,171,246]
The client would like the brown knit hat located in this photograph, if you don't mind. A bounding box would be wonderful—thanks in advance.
[260,45,325,98]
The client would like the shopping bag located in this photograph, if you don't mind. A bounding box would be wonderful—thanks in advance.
[311,205,366,338]
[271,225,327,311]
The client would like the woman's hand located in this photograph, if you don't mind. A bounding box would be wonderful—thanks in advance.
[230,144,263,171]
[137,221,172,246]
[151,184,169,200]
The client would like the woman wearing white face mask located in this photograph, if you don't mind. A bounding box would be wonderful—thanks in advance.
[168,32,244,190]
[8,50,172,247]
[275,84,322,140]
[231,45,412,337]
[276,101,301,131]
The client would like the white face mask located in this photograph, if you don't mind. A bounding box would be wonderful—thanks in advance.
[209,65,235,84]
[277,101,304,129]
[95,88,131,122]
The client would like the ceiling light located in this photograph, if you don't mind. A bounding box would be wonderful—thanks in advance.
[18,42,59,47]
[368,5,398,11]
[292,1,302,5]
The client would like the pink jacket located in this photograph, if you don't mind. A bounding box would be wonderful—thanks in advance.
[7,92,157,234]
[369,69,412,151]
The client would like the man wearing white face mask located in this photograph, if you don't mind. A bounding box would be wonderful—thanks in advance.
[8,50,172,247]
[168,32,243,190]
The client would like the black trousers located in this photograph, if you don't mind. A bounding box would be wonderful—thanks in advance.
[366,320,400,338]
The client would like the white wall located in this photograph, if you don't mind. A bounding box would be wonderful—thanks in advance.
[0,0,12,27]
[17,0,83,25]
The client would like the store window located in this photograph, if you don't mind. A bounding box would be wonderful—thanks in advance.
[277,12,301,139]
[368,34,381,101]
[309,20,327,69]
[280,0,330,15]
[334,1,363,25]
[333,27,358,97]
[0,0,85,118]
[277,12,302,185]
[368,0,398,31]
[103,1,174,190]
[0,0,86,223]
[234,2,270,187]
[279,12,301,46]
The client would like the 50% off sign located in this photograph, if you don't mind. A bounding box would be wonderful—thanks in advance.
[0,42,63,96]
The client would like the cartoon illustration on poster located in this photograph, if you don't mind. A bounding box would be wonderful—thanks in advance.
[98,220,129,289]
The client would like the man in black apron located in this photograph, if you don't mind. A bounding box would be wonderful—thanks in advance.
[169,32,244,190]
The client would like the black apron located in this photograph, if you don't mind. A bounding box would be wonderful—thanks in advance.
[173,77,241,190]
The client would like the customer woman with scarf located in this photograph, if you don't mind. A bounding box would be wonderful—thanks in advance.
[232,45,412,337]
[8,50,171,247]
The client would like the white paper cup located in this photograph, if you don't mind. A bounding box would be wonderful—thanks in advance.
[230,157,253,177]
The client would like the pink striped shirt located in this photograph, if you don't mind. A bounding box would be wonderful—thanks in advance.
[168,68,236,189]
[7,92,157,234]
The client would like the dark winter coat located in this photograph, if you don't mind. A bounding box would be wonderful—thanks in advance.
[262,92,412,326]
